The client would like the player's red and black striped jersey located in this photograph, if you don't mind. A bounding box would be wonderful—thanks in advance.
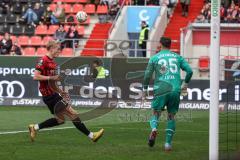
[35,55,57,96]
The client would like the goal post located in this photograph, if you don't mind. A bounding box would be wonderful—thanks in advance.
[209,0,220,159]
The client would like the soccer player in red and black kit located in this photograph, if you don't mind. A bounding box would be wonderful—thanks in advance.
[28,40,104,142]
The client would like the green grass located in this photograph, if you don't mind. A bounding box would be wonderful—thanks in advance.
[0,107,239,160]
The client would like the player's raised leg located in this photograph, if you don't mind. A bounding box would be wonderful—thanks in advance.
[28,96,67,142]
[28,117,64,142]
[57,106,104,142]
[148,110,160,147]
[28,105,104,142]
[72,117,104,142]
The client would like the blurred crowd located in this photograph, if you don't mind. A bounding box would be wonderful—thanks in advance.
[0,1,121,25]
[0,0,179,56]
[0,32,22,55]
[196,0,240,23]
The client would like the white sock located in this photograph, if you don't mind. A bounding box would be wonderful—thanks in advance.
[34,124,39,130]
[88,132,93,139]
[152,128,157,132]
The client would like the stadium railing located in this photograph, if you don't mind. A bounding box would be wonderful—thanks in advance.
[59,38,180,57]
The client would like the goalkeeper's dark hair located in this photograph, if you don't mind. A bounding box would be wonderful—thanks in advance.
[160,37,171,48]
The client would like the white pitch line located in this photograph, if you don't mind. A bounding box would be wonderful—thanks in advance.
[0,125,209,135]
[0,126,74,135]
[0,130,28,135]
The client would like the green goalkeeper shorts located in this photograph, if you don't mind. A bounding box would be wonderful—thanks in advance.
[151,91,181,114]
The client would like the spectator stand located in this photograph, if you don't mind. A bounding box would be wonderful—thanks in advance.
[195,1,240,23]
[0,0,115,56]
[0,0,178,57]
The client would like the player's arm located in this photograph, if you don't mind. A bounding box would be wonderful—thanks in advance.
[180,56,193,83]
[180,56,193,95]
[33,70,59,81]
[34,71,70,102]
[34,58,60,81]
[48,80,63,93]
[34,70,69,100]
[143,58,154,92]
[50,80,70,102]
[47,75,70,102]
[34,70,67,98]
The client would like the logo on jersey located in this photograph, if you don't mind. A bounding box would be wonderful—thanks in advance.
[37,59,43,66]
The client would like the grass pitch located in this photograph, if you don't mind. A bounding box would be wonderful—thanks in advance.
[0,106,239,160]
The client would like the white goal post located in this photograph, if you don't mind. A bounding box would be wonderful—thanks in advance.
[209,0,220,160]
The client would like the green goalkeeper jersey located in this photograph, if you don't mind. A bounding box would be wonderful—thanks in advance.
[143,50,193,95]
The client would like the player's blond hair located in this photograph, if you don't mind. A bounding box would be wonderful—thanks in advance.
[46,40,60,50]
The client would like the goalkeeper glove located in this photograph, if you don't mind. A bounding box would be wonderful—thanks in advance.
[181,82,188,96]
[142,89,147,100]
[142,89,148,108]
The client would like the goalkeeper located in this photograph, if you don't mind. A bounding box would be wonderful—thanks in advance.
[142,37,193,151]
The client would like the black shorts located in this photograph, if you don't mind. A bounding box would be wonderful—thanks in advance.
[42,93,68,114]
